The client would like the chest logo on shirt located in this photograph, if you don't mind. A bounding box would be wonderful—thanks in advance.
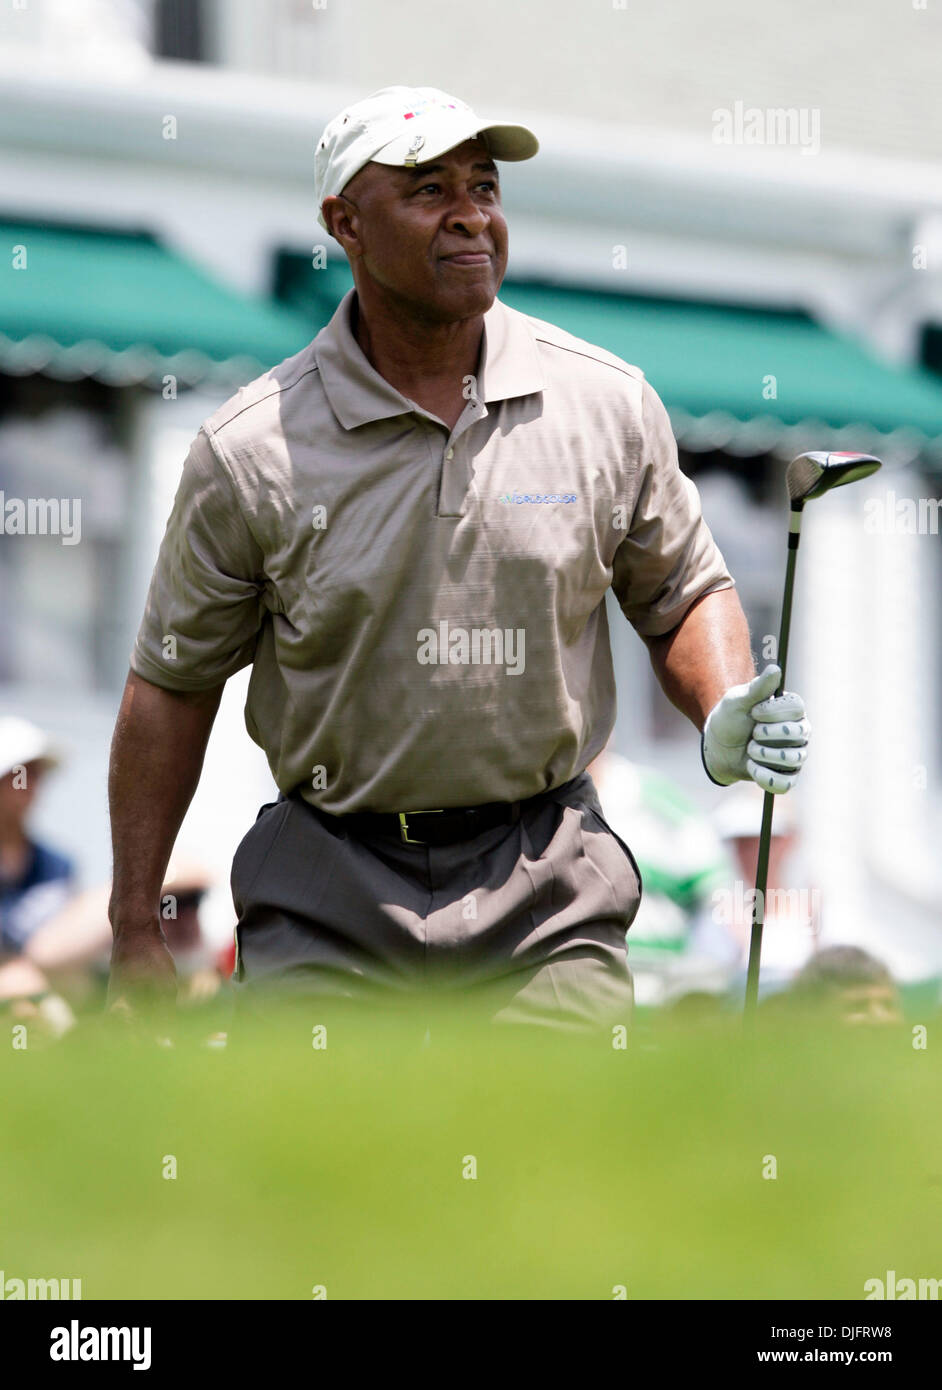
[496,492,577,505]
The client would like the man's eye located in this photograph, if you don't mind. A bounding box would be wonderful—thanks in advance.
[415,181,497,196]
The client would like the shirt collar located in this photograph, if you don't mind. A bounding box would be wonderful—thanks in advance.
[314,288,545,430]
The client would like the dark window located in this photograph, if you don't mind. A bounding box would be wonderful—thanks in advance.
[154,0,206,62]
[921,324,942,379]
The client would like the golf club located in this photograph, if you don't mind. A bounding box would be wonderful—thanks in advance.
[744,451,882,1024]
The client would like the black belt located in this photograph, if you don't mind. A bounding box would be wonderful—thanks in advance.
[300,777,582,847]
[339,798,521,847]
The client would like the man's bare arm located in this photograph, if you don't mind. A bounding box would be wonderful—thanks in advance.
[642,586,755,731]
[108,670,223,999]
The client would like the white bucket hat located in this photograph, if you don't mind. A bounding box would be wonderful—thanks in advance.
[315,85,539,231]
[0,716,61,780]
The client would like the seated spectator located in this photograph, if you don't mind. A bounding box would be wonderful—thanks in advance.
[0,717,74,956]
[0,955,75,1039]
[25,853,226,1007]
[785,946,902,1026]
[711,784,817,999]
[588,746,737,1007]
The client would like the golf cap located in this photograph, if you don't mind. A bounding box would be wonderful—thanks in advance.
[0,716,62,780]
[314,85,539,231]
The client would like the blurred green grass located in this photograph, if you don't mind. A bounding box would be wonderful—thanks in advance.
[1,1005,940,1300]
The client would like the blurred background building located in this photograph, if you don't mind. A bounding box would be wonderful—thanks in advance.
[1,0,940,983]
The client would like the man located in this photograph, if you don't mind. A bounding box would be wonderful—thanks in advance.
[712,783,818,999]
[0,716,73,957]
[108,86,810,1029]
[784,947,902,1027]
[586,746,736,1009]
[26,854,221,1008]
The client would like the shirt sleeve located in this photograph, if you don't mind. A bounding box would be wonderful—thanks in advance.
[612,379,734,637]
[130,427,265,691]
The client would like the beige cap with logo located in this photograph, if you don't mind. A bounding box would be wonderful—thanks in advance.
[314,85,539,231]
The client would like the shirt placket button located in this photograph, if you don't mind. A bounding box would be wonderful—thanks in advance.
[439,443,466,516]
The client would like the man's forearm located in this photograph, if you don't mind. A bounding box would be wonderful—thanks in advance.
[108,671,223,934]
[643,586,755,731]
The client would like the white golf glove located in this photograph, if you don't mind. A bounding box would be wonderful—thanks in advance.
[701,664,810,794]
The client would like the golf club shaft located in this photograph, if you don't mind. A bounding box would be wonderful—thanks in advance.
[744,504,803,1022]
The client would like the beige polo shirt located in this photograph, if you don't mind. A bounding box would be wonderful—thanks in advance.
[131,288,733,814]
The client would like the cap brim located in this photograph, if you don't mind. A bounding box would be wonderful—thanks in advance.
[371,114,538,167]
[0,749,61,780]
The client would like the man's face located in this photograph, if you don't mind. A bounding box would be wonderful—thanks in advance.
[732,833,795,884]
[324,138,509,323]
[0,762,43,822]
[838,984,902,1026]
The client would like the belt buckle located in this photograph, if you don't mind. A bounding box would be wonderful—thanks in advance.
[398,809,445,844]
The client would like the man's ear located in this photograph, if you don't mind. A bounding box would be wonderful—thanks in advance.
[322,195,361,255]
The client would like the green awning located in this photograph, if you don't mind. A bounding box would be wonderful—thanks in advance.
[499,282,942,448]
[0,221,314,389]
[276,255,942,455]
[273,254,354,329]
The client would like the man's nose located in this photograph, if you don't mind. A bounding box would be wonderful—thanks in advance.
[445,194,489,235]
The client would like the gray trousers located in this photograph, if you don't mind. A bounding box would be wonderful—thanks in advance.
[231,772,641,1031]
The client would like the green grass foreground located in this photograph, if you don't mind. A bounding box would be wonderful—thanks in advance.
[1,1004,939,1300]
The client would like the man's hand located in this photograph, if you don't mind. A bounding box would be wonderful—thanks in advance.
[107,672,221,1008]
[107,919,178,1012]
[702,664,810,794]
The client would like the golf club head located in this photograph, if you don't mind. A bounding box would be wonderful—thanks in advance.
[786,451,882,503]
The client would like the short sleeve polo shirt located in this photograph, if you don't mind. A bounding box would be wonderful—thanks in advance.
[131,288,733,814]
